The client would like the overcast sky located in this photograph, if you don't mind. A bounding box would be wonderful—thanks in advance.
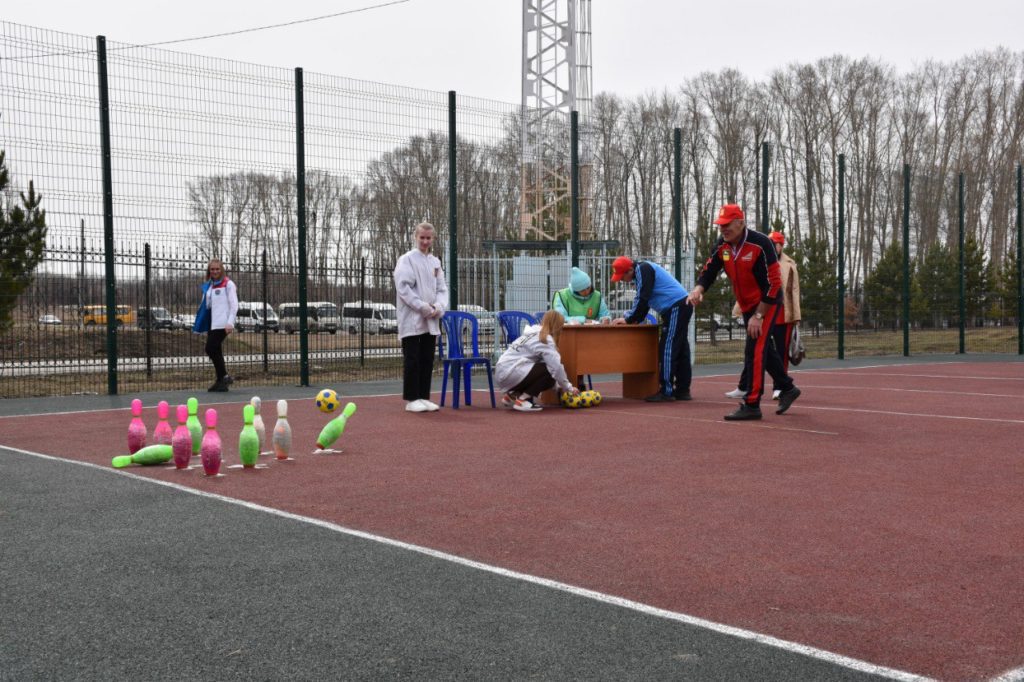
[5,0,1023,102]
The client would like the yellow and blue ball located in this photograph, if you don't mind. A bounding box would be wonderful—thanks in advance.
[315,388,339,413]
[579,389,602,407]
[560,391,583,409]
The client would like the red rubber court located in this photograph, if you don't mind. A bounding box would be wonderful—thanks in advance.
[2,360,1022,680]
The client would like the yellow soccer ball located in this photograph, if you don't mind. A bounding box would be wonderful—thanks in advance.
[591,390,602,406]
[315,388,339,413]
[579,390,602,407]
[560,392,583,409]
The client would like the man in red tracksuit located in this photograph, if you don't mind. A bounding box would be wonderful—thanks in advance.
[687,204,801,421]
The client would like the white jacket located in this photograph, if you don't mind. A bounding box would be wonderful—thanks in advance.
[394,249,449,339]
[494,324,573,394]
[205,279,238,330]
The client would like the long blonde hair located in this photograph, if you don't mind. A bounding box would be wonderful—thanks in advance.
[538,310,564,345]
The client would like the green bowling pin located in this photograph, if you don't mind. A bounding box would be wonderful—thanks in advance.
[238,404,260,468]
[186,397,202,455]
[316,402,357,449]
[112,444,173,468]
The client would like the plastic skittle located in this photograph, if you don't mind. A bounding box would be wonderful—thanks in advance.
[316,402,357,450]
[127,398,147,454]
[112,444,172,468]
[200,408,222,476]
[238,404,260,468]
[272,399,292,460]
[186,397,202,455]
[153,400,173,446]
[250,396,267,454]
[171,404,192,469]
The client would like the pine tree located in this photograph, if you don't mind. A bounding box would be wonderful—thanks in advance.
[914,243,956,328]
[789,234,837,335]
[961,235,988,326]
[0,150,48,330]
[863,241,905,330]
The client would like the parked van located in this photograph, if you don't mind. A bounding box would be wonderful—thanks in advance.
[137,306,173,330]
[278,301,339,334]
[82,304,134,327]
[236,301,279,332]
[341,301,398,335]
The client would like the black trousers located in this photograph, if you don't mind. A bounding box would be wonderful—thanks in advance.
[402,333,437,401]
[205,329,228,381]
[658,301,693,396]
[508,362,556,399]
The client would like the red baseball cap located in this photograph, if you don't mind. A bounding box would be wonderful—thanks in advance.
[713,204,745,225]
[769,231,785,245]
[611,256,634,282]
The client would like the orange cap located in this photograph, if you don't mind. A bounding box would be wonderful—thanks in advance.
[713,204,745,225]
[610,256,634,282]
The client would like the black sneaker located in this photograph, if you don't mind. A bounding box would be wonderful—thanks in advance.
[674,392,692,401]
[223,375,234,385]
[776,387,801,414]
[724,403,762,421]
[644,391,674,402]
[208,380,229,393]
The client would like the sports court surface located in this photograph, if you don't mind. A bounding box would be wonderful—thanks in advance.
[1,354,1022,681]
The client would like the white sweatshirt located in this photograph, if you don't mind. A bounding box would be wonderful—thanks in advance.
[205,279,238,330]
[494,324,573,394]
[394,249,449,339]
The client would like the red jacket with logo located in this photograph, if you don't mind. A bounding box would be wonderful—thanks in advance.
[695,229,782,314]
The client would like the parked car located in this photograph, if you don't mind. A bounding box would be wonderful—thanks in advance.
[137,306,174,330]
[38,314,62,326]
[341,301,398,335]
[172,314,195,330]
[456,304,496,337]
[279,302,340,334]
[236,301,279,332]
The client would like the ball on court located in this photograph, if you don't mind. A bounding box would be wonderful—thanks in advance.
[590,390,602,406]
[560,392,583,409]
[315,388,339,413]
[580,390,601,407]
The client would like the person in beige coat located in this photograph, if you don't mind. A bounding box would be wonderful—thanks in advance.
[724,230,801,400]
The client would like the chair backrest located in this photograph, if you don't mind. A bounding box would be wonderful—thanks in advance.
[496,311,538,346]
[440,311,481,360]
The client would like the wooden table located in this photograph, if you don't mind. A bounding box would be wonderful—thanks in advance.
[541,324,660,404]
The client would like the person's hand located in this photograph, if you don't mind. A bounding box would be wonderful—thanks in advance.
[565,386,580,397]
[599,316,611,325]
[429,304,443,319]
[686,286,704,307]
[747,315,762,339]
[611,317,627,326]
[224,324,234,335]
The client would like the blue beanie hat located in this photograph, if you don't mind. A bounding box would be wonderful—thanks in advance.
[569,267,592,293]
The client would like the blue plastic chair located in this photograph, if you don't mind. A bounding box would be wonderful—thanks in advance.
[438,311,496,409]
[645,313,658,325]
[496,310,538,346]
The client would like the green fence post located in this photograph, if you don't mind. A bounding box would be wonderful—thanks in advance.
[837,154,845,360]
[448,91,458,311]
[570,110,580,268]
[673,128,682,281]
[903,163,910,357]
[261,249,269,374]
[958,173,965,354]
[761,142,770,234]
[144,243,152,378]
[96,35,118,395]
[295,67,309,387]
[1017,163,1022,356]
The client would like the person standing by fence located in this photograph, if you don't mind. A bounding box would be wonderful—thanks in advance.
[193,258,238,392]
[394,222,448,413]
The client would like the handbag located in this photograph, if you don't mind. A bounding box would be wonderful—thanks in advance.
[789,324,806,365]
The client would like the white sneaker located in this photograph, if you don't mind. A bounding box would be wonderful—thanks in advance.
[772,389,781,400]
[405,400,428,413]
[421,399,440,412]
[500,392,517,409]
[725,388,745,399]
[513,397,543,412]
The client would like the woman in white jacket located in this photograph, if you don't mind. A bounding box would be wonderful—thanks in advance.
[199,259,238,392]
[495,310,579,412]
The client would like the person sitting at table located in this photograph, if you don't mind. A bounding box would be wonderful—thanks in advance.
[552,267,610,324]
[610,256,693,402]
[495,310,580,413]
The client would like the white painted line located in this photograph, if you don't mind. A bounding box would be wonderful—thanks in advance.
[700,382,1022,399]
[990,664,1024,681]
[596,408,839,436]
[770,403,1024,425]
[797,371,1024,382]
[1,444,929,681]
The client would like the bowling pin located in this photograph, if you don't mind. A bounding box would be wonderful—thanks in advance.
[153,400,173,446]
[171,404,192,470]
[250,396,267,454]
[316,402,357,450]
[272,399,292,461]
[238,404,260,468]
[200,408,222,476]
[112,444,173,468]
[186,397,202,455]
[127,398,147,454]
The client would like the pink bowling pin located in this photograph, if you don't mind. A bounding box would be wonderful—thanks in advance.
[127,398,147,454]
[171,404,192,470]
[200,408,222,476]
[153,400,173,446]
